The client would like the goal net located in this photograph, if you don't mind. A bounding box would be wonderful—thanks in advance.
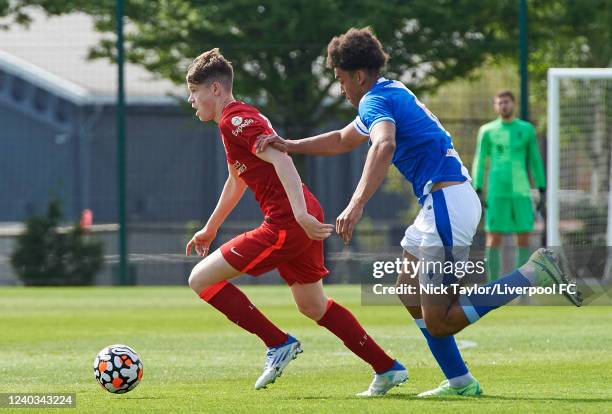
[547,68,612,282]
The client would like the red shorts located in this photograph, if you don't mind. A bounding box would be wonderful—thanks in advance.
[220,200,329,285]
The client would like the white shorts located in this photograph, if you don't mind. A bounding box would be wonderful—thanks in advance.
[400,182,482,285]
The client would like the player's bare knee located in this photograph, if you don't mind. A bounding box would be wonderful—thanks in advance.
[424,316,454,337]
[187,271,200,293]
[404,305,423,320]
[296,301,326,321]
[425,323,449,337]
[486,232,503,247]
[188,267,208,293]
[298,304,324,320]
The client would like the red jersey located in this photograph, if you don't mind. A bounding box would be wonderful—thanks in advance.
[219,101,318,223]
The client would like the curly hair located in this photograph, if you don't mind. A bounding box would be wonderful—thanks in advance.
[326,27,389,75]
[186,48,234,89]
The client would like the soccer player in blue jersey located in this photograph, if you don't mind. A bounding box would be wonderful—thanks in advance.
[257,27,582,397]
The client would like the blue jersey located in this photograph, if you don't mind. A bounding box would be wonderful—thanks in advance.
[352,78,470,203]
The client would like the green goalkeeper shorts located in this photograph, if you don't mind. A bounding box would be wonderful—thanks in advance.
[485,196,535,233]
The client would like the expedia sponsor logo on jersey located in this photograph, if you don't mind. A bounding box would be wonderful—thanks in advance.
[232,118,254,136]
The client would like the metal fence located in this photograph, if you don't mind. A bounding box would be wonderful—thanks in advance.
[1,96,519,285]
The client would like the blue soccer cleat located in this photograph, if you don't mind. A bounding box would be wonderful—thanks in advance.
[356,360,408,396]
[254,334,303,390]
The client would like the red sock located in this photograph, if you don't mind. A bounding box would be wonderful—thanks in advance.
[199,281,288,348]
[317,299,395,373]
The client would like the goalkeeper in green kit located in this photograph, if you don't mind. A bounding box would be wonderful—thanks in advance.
[472,90,546,281]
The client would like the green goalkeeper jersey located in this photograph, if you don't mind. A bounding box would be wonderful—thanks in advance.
[472,118,546,199]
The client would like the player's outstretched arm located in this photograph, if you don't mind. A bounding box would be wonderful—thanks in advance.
[256,147,334,240]
[186,165,247,256]
[336,121,396,243]
[255,123,368,156]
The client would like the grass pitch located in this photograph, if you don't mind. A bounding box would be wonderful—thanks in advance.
[0,285,611,413]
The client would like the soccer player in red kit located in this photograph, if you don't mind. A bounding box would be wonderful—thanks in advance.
[185,48,407,395]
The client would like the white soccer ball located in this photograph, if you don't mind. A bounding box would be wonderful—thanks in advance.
[93,344,143,394]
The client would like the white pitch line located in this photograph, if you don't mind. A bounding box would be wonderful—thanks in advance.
[456,339,478,350]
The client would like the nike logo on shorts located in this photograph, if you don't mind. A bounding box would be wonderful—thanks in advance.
[230,247,244,257]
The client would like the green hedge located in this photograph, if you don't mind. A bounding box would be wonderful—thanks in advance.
[11,201,104,286]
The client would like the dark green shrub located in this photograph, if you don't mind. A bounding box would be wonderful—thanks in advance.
[11,201,104,286]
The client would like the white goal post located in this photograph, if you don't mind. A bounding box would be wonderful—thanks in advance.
[547,68,612,247]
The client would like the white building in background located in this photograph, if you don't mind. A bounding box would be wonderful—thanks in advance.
[0,10,181,100]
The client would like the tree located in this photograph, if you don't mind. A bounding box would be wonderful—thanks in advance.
[0,0,32,28]
[9,0,512,139]
[528,0,611,75]
[526,0,612,208]
[10,200,104,286]
[5,1,608,137]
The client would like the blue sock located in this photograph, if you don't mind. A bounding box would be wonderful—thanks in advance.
[460,269,532,324]
[415,319,469,382]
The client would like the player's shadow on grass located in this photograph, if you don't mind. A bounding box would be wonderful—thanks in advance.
[290,394,612,403]
[477,395,612,404]
[119,396,165,400]
[378,394,612,403]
